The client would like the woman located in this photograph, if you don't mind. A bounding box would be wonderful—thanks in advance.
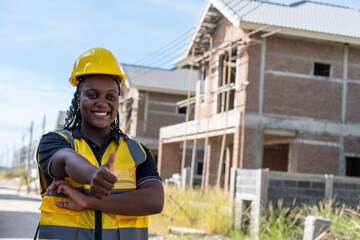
[37,47,164,240]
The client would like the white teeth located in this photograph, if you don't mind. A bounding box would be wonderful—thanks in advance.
[94,112,107,116]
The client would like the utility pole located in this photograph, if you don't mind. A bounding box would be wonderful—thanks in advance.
[28,121,33,175]
[6,148,9,169]
[26,121,33,193]
[42,115,46,135]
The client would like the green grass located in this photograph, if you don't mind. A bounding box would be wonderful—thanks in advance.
[0,168,27,179]
[149,185,360,239]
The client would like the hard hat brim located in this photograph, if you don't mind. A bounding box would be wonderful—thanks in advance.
[69,73,127,87]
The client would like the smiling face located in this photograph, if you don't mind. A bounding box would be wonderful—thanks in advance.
[77,75,119,134]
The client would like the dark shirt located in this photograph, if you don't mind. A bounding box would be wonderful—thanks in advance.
[38,127,161,187]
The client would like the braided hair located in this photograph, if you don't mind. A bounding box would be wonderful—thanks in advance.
[63,74,125,138]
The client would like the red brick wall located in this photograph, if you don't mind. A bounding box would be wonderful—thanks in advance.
[267,36,344,61]
[345,46,360,123]
[246,45,261,112]
[346,82,360,123]
[137,91,188,139]
[263,144,289,171]
[290,142,339,174]
[243,128,257,168]
[208,136,221,186]
[297,133,339,142]
[159,142,181,180]
[262,36,344,120]
[348,46,360,66]
[263,75,342,119]
[345,138,360,154]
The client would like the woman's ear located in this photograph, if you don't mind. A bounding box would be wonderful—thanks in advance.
[77,94,80,106]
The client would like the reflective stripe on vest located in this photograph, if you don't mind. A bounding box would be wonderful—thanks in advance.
[39,131,148,240]
[39,225,148,240]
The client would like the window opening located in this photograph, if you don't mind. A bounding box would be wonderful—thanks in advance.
[177,106,186,115]
[216,49,236,113]
[314,62,330,77]
[262,144,289,171]
[346,157,360,177]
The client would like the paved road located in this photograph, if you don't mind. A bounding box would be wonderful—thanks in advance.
[0,178,41,240]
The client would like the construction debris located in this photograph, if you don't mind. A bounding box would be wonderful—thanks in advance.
[168,226,207,237]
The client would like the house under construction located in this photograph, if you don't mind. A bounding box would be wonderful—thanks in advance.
[118,64,197,163]
[157,0,360,189]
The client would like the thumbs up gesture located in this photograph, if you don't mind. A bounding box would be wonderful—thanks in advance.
[89,151,118,199]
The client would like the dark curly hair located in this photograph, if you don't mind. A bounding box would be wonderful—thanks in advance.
[63,74,125,138]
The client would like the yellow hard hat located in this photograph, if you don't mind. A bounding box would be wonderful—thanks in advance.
[69,47,127,86]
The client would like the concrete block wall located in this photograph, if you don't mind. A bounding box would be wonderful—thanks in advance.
[332,175,360,207]
[234,169,360,209]
[233,169,360,237]
[236,169,260,198]
[267,171,325,207]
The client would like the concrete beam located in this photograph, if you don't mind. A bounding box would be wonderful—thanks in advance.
[159,110,242,143]
[245,112,360,137]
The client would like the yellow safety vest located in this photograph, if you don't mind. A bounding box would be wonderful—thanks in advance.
[38,130,148,240]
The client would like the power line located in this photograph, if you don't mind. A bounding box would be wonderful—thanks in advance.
[135,27,194,65]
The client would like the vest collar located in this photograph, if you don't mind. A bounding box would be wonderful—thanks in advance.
[72,127,121,143]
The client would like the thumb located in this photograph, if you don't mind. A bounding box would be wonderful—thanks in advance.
[106,151,116,173]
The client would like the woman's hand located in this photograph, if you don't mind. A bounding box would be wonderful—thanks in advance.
[89,151,118,198]
[47,179,88,211]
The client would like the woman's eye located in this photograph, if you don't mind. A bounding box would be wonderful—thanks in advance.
[87,93,97,99]
[107,95,116,101]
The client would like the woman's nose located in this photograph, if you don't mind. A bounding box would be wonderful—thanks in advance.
[96,97,108,107]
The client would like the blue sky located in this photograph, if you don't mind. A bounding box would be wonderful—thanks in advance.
[0,0,360,167]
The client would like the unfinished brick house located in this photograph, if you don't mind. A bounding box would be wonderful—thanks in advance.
[119,64,197,163]
[157,0,360,188]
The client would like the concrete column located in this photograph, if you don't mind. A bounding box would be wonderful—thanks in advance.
[232,126,241,168]
[234,197,243,231]
[341,44,349,124]
[182,167,191,189]
[254,38,266,169]
[204,138,211,189]
[229,167,237,203]
[255,127,264,168]
[251,169,266,239]
[258,38,267,116]
[338,44,348,176]
[338,136,345,176]
[142,92,149,134]
[130,92,139,136]
[324,174,334,201]
[157,139,163,174]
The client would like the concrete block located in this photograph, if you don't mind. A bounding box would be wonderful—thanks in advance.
[299,181,311,188]
[284,180,297,187]
[303,215,332,240]
[312,182,325,189]
[269,179,284,187]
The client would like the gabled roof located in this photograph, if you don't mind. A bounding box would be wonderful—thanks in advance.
[120,64,197,94]
[186,0,360,56]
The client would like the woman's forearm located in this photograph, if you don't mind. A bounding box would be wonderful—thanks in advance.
[87,180,164,216]
[50,149,118,198]
[50,148,98,184]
